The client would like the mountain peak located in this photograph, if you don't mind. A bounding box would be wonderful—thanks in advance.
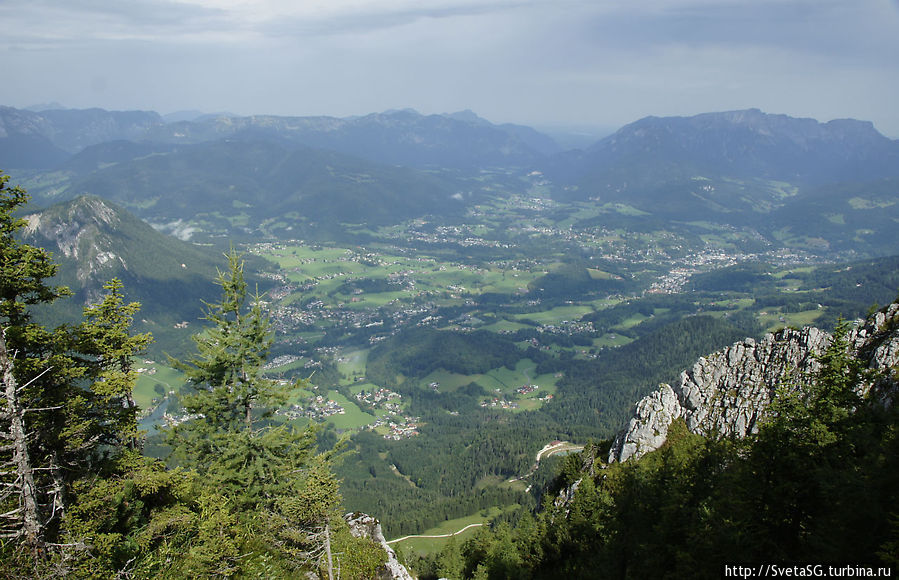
[444,109,488,125]
[564,109,899,195]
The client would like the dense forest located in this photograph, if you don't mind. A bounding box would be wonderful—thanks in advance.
[0,174,386,578]
[411,320,899,578]
[335,312,756,536]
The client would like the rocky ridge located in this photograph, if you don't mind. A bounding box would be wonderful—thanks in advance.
[344,513,414,580]
[608,301,899,463]
[24,195,126,284]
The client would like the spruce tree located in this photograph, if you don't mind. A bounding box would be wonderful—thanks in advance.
[0,171,78,550]
[165,249,368,577]
[0,172,151,569]
[167,249,303,497]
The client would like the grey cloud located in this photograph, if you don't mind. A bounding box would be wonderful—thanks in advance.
[0,0,229,45]
[0,0,897,136]
[259,0,556,37]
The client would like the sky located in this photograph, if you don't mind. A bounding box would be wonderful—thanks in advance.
[2,0,898,137]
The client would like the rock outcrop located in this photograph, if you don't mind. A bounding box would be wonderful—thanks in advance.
[344,513,414,580]
[609,302,899,463]
[24,195,126,284]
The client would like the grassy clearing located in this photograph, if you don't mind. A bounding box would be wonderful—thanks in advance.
[418,369,480,392]
[849,197,897,210]
[587,268,616,280]
[512,305,594,325]
[324,390,376,430]
[612,313,651,331]
[391,506,511,556]
[602,202,650,216]
[594,333,634,348]
[134,363,187,410]
[759,308,823,333]
[337,349,369,383]
[347,381,382,395]
[284,386,316,406]
[416,360,558,407]
[479,319,532,333]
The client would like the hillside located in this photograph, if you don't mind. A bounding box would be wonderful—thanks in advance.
[419,301,899,578]
[60,138,466,237]
[20,195,266,354]
[610,300,899,462]
[549,109,899,219]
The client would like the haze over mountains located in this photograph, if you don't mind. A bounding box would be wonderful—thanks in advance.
[4,103,899,575]
[4,104,899,258]
[5,103,899,353]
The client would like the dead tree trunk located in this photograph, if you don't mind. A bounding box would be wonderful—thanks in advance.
[0,328,43,548]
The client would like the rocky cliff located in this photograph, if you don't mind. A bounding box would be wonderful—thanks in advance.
[24,195,127,286]
[345,513,414,580]
[608,301,899,463]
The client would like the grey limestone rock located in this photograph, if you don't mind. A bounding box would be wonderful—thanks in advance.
[344,512,414,580]
[609,303,899,463]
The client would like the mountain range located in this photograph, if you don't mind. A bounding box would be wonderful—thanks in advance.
[5,104,899,319]
[4,106,897,236]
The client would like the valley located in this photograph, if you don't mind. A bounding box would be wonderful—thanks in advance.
[132,183,899,542]
[4,105,899,566]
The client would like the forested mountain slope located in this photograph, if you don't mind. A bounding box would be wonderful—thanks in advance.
[610,301,899,462]
[415,301,899,578]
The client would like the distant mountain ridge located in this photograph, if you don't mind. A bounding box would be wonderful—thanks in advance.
[0,106,164,160]
[4,104,899,256]
[550,108,899,202]
[61,139,466,233]
[0,105,559,171]
[142,108,559,169]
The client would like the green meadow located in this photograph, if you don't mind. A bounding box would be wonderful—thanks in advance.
[324,390,377,430]
[390,506,513,557]
[134,362,187,410]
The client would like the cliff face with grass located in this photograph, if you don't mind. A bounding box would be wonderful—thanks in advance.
[609,301,899,463]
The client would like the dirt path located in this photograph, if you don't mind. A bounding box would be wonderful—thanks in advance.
[386,522,484,545]
[508,441,584,483]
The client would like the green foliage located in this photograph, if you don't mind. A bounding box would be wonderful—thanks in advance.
[0,182,379,578]
[172,249,288,432]
[447,321,899,578]
[159,249,360,577]
[76,278,153,448]
[367,327,523,385]
[0,174,153,571]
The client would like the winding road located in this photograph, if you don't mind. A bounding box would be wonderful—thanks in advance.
[508,440,584,484]
[386,523,484,545]
[387,441,584,545]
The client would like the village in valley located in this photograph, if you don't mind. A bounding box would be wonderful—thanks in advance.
[138,189,842,440]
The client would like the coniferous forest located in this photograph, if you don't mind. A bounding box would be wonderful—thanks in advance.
[2,101,899,579]
[411,321,899,578]
[0,173,385,578]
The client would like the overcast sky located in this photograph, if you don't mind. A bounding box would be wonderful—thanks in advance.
[2,0,898,136]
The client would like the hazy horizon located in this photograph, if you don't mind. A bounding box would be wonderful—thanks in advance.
[2,0,898,137]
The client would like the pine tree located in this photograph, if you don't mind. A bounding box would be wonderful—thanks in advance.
[75,278,152,451]
[165,249,365,576]
[0,173,152,570]
[167,249,302,493]
[172,249,288,429]
[0,172,76,550]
